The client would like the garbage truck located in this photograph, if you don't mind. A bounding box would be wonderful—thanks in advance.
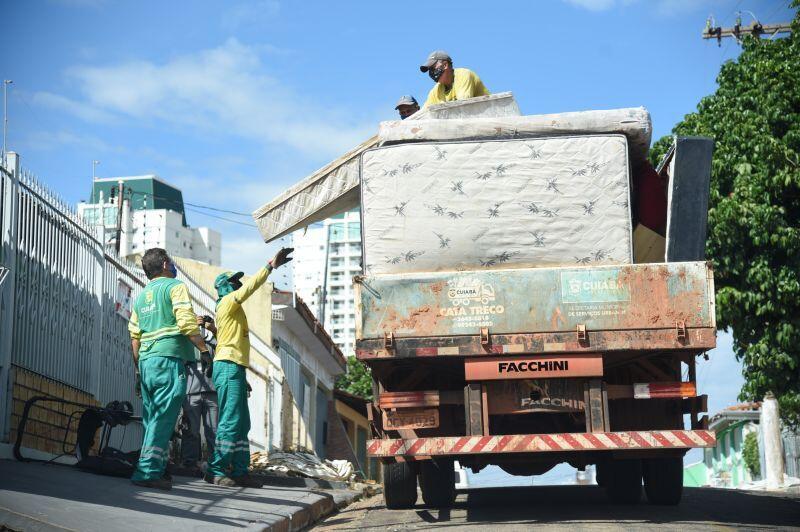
[252,95,716,509]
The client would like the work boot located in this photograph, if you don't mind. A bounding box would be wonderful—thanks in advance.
[132,478,172,491]
[204,473,237,487]
[232,474,264,488]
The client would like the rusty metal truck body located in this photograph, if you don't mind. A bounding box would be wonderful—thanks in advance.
[354,136,716,508]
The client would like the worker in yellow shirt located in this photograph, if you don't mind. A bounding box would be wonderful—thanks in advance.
[420,50,490,107]
[205,247,293,487]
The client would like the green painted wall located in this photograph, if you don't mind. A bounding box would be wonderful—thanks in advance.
[683,461,707,487]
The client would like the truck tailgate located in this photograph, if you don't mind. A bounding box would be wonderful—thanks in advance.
[355,261,715,358]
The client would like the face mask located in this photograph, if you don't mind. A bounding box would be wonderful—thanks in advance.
[428,65,446,83]
[230,279,243,291]
[167,262,178,278]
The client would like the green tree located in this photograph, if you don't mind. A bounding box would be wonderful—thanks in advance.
[743,431,761,478]
[649,6,800,425]
[335,356,373,400]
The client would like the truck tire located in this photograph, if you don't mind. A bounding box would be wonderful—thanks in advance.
[605,459,642,504]
[419,459,456,508]
[382,461,418,509]
[595,461,609,487]
[643,457,683,505]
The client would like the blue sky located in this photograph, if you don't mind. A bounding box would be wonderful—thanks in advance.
[1,0,793,416]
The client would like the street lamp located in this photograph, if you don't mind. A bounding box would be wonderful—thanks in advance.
[3,80,13,158]
[92,160,100,180]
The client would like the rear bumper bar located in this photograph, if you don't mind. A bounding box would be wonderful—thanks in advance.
[368,430,715,457]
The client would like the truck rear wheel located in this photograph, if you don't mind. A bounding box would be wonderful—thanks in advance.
[605,459,642,504]
[419,459,456,508]
[383,461,418,509]
[643,457,683,505]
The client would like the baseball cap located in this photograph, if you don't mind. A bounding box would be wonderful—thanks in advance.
[214,271,244,289]
[395,95,419,109]
[420,50,451,72]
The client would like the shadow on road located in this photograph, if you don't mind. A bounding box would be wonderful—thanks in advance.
[456,485,800,528]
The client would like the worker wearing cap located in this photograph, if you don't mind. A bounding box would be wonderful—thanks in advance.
[395,95,420,120]
[128,248,209,490]
[205,247,294,487]
[420,50,489,107]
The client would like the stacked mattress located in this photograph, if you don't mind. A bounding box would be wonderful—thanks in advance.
[252,93,521,243]
[361,135,634,275]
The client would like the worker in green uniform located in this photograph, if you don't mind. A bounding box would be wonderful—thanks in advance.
[204,247,293,487]
[128,248,209,490]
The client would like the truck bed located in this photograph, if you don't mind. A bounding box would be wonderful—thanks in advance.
[355,261,715,360]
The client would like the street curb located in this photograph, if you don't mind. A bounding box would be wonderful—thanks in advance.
[262,490,359,532]
[0,504,72,532]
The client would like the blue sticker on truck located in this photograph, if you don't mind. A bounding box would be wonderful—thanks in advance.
[560,269,630,304]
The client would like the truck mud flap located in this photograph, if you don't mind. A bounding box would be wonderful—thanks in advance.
[368,430,715,457]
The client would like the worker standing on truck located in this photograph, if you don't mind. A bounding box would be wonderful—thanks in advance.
[128,248,209,490]
[395,95,420,119]
[420,50,489,107]
[204,247,294,487]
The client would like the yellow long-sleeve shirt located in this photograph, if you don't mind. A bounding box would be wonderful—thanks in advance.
[214,266,271,367]
[423,68,490,107]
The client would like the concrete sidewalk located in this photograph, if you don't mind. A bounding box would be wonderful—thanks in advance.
[0,460,359,531]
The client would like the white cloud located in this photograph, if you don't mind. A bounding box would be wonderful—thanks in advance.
[222,233,292,289]
[36,39,374,159]
[562,0,713,14]
[31,92,116,124]
[222,0,281,31]
[562,0,618,11]
[23,129,124,154]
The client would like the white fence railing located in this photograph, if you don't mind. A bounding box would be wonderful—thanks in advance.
[0,152,146,447]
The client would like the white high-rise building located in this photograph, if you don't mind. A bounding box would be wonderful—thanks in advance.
[292,209,362,356]
[77,175,222,265]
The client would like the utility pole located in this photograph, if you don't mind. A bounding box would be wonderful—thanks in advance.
[115,180,124,255]
[703,12,792,46]
[3,80,12,158]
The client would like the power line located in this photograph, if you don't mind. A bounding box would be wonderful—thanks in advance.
[124,189,258,228]
[184,205,259,228]
[125,189,252,217]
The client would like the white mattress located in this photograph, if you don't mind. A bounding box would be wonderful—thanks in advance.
[379,107,652,166]
[252,93,521,243]
[361,135,633,275]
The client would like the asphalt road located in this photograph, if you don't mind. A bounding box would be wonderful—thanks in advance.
[313,485,800,531]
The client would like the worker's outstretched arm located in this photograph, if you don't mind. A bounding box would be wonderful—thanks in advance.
[232,266,271,305]
[233,247,294,305]
[169,282,207,352]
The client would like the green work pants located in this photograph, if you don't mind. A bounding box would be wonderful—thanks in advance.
[207,360,251,478]
[132,356,187,481]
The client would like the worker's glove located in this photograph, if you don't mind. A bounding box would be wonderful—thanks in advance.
[269,247,294,269]
[134,371,142,399]
[200,351,213,379]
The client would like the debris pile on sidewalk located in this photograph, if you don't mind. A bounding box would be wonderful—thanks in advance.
[251,450,357,483]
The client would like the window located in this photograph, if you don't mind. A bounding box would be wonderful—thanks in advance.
[82,208,99,225]
[104,207,116,225]
[329,223,345,242]
[347,222,361,240]
[330,257,344,267]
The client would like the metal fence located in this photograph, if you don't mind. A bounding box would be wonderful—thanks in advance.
[783,430,800,479]
[0,152,146,445]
